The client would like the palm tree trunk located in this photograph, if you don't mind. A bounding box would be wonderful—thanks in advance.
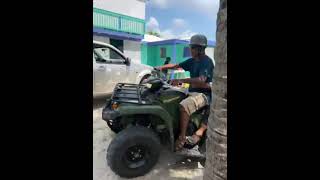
[203,0,227,180]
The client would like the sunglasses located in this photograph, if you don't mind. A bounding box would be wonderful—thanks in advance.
[189,45,201,49]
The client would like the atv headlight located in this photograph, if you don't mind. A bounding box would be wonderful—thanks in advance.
[111,102,119,110]
[145,83,152,88]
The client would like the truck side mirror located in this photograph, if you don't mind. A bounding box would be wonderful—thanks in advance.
[126,57,131,66]
[96,56,107,63]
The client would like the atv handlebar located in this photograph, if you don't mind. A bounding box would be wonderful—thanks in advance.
[140,68,170,87]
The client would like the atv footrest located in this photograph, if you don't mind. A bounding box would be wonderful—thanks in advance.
[175,146,205,159]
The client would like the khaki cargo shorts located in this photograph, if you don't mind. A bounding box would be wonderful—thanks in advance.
[179,92,209,116]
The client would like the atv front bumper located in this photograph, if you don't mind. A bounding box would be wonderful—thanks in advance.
[102,102,123,132]
[102,105,121,121]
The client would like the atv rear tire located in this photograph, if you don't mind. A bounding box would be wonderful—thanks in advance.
[199,141,206,167]
[200,159,206,167]
[107,126,161,178]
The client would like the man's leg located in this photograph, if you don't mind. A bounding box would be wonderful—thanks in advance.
[175,106,190,151]
[189,123,207,144]
[190,106,209,143]
[175,93,208,150]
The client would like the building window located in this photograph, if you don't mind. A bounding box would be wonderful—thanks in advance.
[110,39,124,59]
[160,47,166,58]
[183,47,191,58]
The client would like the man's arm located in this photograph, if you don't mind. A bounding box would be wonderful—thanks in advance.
[173,76,211,89]
[157,58,191,71]
[158,64,180,71]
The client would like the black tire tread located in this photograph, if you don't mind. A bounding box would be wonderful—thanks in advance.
[107,126,161,178]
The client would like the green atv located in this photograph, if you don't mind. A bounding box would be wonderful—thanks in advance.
[102,69,209,178]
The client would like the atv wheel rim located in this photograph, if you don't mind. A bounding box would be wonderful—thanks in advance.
[124,145,149,169]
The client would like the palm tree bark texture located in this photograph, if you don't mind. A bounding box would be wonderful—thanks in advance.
[203,0,227,180]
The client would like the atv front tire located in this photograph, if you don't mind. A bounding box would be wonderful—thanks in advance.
[107,126,161,178]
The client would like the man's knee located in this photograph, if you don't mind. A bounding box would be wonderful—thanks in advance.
[179,104,189,116]
[179,98,193,116]
[179,104,186,112]
[180,93,207,116]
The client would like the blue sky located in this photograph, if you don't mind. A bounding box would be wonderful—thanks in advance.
[145,0,219,41]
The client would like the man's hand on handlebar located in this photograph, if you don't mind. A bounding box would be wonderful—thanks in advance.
[154,66,162,71]
[170,79,182,86]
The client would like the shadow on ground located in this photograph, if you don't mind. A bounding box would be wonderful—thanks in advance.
[93,96,110,110]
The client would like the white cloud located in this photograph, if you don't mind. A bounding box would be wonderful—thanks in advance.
[172,18,187,28]
[147,17,195,39]
[160,29,196,40]
[149,0,168,9]
[160,29,175,39]
[159,18,195,39]
[183,0,219,18]
[148,0,219,18]
[146,0,218,40]
[146,17,160,34]
[178,30,197,39]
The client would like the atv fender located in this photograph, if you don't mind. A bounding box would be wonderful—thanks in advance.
[117,105,175,152]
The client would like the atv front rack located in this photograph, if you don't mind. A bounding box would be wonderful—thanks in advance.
[111,83,151,105]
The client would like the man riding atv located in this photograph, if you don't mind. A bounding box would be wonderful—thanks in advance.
[102,34,214,178]
[156,34,214,151]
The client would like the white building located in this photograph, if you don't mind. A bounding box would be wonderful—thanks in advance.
[93,0,147,64]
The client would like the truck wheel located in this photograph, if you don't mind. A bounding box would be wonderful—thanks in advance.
[107,126,161,178]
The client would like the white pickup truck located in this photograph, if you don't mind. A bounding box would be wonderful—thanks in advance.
[93,40,153,98]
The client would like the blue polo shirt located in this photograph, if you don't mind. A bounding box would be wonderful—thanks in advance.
[178,55,214,96]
